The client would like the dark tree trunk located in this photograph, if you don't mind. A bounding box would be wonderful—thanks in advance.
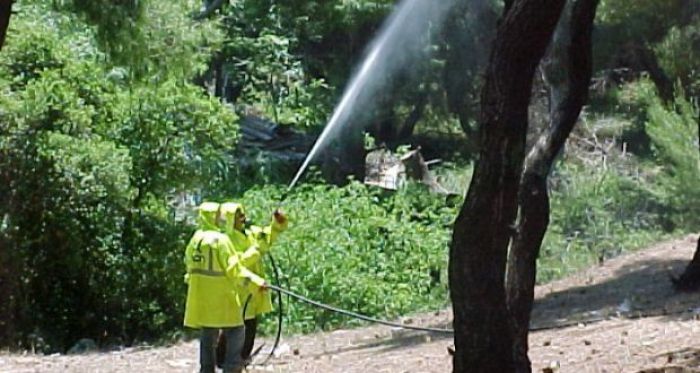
[321,124,366,185]
[396,93,428,140]
[672,106,700,291]
[0,0,13,346]
[673,237,700,291]
[448,1,564,372]
[213,55,225,99]
[0,0,12,52]
[504,0,515,14]
[505,1,598,372]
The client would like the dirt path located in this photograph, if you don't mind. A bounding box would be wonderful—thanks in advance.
[3,235,700,373]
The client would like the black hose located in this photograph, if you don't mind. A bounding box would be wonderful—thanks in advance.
[240,294,266,366]
[260,254,284,365]
[242,293,252,323]
[266,284,454,334]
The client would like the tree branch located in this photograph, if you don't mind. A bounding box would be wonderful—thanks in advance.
[505,0,599,371]
[449,0,565,371]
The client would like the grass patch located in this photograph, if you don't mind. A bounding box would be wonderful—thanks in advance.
[538,163,676,283]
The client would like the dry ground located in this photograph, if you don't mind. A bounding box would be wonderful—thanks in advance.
[3,235,700,373]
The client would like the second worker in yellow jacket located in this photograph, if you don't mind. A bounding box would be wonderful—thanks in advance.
[219,202,288,361]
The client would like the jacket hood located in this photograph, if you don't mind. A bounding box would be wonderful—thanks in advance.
[197,202,220,231]
[220,202,245,236]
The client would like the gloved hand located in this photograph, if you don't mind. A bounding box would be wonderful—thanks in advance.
[272,209,288,231]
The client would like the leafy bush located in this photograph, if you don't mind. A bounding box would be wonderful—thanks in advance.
[645,91,700,228]
[656,19,700,95]
[0,3,236,351]
[598,0,685,42]
[61,0,222,79]
[233,181,458,334]
[594,0,687,76]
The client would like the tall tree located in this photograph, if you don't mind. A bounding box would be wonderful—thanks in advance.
[0,0,11,51]
[674,238,700,291]
[0,0,13,347]
[671,100,700,291]
[448,0,565,371]
[505,0,599,371]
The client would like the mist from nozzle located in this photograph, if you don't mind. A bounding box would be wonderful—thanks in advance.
[287,0,456,191]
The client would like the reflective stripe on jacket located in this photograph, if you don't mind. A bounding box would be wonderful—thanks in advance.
[183,203,265,328]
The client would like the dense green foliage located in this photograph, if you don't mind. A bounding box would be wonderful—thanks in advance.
[214,0,395,126]
[597,0,686,42]
[0,1,235,351]
[237,182,457,333]
[656,19,700,96]
[643,87,700,228]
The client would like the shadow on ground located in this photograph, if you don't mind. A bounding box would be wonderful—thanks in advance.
[531,257,700,329]
[292,321,454,360]
[279,240,700,361]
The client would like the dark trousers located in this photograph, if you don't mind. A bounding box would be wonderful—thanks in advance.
[201,327,244,373]
[242,317,258,360]
[217,317,258,367]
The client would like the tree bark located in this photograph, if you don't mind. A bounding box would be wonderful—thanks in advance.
[0,0,13,346]
[673,237,700,291]
[396,93,428,140]
[504,0,515,14]
[321,124,366,185]
[505,1,598,372]
[672,102,700,291]
[448,1,564,372]
[0,0,12,52]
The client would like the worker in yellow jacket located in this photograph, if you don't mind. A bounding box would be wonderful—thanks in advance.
[219,202,288,361]
[184,202,267,373]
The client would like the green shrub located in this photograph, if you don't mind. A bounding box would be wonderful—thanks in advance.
[645,91,700,228]
[233,181,458,334]
[656,20,700,95]
[0,3,237,351]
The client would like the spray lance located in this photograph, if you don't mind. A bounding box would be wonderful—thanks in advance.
[237,157,309,366]
[262,84,350,357]
[274,111,334,208]
[260,153,311,365]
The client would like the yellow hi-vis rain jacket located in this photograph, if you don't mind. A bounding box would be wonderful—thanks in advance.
[220,202,287,320]
[183,202,265,329]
